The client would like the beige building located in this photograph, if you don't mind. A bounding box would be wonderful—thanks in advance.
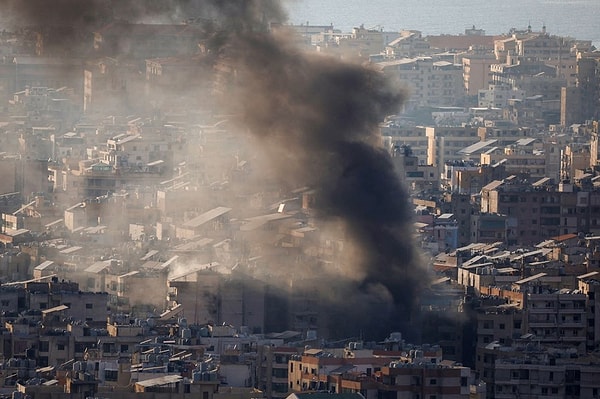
[492,353,600,399]
[256,346,301,399]
[480,138,548,179]
[380,121,429,164]
[426,126,480,177]
[462,54,496,96]
[375,57,464,109]
[175,206,232,240]
[384,30,431,58]
[327,25,397,60]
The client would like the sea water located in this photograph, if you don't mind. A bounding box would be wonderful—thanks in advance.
[284,0,600,46]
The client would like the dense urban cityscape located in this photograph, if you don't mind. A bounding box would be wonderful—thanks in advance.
[0,1,599,399]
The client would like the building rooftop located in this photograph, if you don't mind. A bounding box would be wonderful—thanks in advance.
[182,207,232,228]
[135,374,182,388]
[514,272,547,285]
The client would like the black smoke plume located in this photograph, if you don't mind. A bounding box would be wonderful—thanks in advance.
[197,1,426,340]
[226,29,426,340]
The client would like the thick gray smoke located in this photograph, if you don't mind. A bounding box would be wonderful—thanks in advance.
[227,29,425,340]
[197,1,426,339]
[5,0,427,340]
[0,0,284,26]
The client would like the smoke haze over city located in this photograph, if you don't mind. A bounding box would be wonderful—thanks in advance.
[3,2,600,398]
[0,0,427,341]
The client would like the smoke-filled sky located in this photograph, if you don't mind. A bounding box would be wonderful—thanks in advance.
[4,0,428,340]
[232,29,425,338]
[202,0,425,339]
[0,0,286,26]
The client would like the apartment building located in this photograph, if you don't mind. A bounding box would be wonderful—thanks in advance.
[0,56,84,95]
[439,193,473,247]
[480,177,600,245]
[480,138,548,179]
[586,121,600,168]
[390,145,438,193]
[492,350,600,399]
[461,54,496,96]
[288,344,470,399]
[561,144,591,181]
[470,213,508,244]
[93,22,205,59]
[289,347,397,393]
[175,206,232,240]
[375,57,464,109]
[478,84,526,108]
[426,126,480,177]
[380,121,429,165]
[577,277,600,356]
[168,266,267,334]
[333,25,396,60]
[524,285,587,354]
[144,55,215,110]
[378,361,470,399]
[562,53,600,125]
[476,304,524,351]
[504,95,562,127]
[384,30,431,59]
[257,346,301,399]
[449,163,507,196]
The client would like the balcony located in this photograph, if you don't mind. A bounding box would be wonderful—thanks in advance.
[559,335,586,342]
[528,307,557,314]
[557,308,585,314]
[528,321,557,328]
[559,321,585,328]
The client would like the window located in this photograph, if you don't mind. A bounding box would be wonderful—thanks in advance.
[86,303,93,309]
[273,369,287,378]
[430,378,437,385]
[57,343,65,351]
[105,370,118,381]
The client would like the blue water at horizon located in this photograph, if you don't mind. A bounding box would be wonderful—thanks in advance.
[284,0,600,46]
